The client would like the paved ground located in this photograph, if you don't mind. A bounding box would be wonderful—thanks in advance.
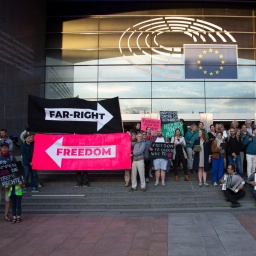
[1,211,256,256]
[1,171,256,256]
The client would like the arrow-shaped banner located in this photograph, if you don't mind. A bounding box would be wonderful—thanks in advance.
[32,133,131,170]
[28,96,123,134]
[45,103,113,131]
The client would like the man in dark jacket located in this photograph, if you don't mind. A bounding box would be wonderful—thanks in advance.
[226,128,243,176]
[21,134,38,193]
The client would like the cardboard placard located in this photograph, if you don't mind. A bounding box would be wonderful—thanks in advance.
[150,143,174,159]
[162,122,184,138]
[0,162,24,187]
[160,111,178,124]
[141,118,161,133]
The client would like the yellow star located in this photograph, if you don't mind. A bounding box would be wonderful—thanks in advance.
[215,50,219,54]
[203,50,207,54]
[199,66,203,70]
[215,70,219,74]
[220,66,224,70]
[198,54,202,58]
[210,72,213,76]
[209,48,213,52]
[219,54,223,58]
[197,60,201,64]
[221,60,225,64]
[203,70,207,74]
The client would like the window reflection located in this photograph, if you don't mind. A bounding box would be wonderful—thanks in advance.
[206,99,256,113]
[45,7,256,116]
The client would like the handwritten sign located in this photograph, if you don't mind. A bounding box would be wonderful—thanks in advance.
[141,118,161,133]
[160,111,178,124]
[0,162,24,187]
[162,122,184,138]
[150,143,174,159]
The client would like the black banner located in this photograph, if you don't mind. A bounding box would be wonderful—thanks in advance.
[150,143,174,159]
[0,162,24,187]
[160,111,178,124]
[28,96,123,134]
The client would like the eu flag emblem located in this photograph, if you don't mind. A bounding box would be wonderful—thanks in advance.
[184,44,237,79]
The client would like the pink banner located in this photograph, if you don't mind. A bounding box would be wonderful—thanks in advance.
[141,118,161,133]
[32,133,131,170]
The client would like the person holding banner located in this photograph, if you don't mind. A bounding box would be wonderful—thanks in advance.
[130,132,146,191]
[0,142,16,222]
[171,128,189,182]
[21,134,38,193]
[150,129,170,186]
[193,129,211,187]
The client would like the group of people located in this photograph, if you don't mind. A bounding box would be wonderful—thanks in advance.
[0,128,37,224]
[128,120,256,207]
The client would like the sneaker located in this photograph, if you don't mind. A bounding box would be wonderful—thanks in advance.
[154,181,159,186]
[141,187,146,192]
[149,172,153,178]
[74,183,80,187]
[199,182,203,187]
[23,188,28,194]
[129,187,136,192]
[231,201,241,208]
[214,182,218,186]
[204,183,209,187]
[146,178,149,183]
[162,181,165,186]
[38,183,42,188]
[83,183,89,187]
[31,188,39,193]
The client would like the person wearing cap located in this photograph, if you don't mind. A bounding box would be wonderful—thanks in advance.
[0,129,13,152]
[21,134,39,193]
[0,142,16,222]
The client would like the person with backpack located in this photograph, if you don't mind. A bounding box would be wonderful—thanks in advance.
[226,128,243,176]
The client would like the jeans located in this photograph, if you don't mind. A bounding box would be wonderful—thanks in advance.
[10,195,22,216]
[212,156,224,183]
[227,155,242,176]
[23,165,38,189]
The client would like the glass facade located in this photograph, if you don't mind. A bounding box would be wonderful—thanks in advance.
[46,4,256,120]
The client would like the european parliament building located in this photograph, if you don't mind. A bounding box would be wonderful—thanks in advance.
[1,0,256,134]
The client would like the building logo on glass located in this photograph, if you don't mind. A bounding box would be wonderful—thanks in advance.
[119,17,237,79]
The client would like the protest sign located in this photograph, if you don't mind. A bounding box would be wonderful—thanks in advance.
[141,118,161,133]
[33,133,131,170]
[160,111,178,124]
[162,122,184,138]
[150,143,174,159]
[0,162,24,187]
[28,95,123,134]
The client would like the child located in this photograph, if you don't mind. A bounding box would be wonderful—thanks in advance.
[7,182,24,223]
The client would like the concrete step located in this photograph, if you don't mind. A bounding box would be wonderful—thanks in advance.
[1,172,255,212]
